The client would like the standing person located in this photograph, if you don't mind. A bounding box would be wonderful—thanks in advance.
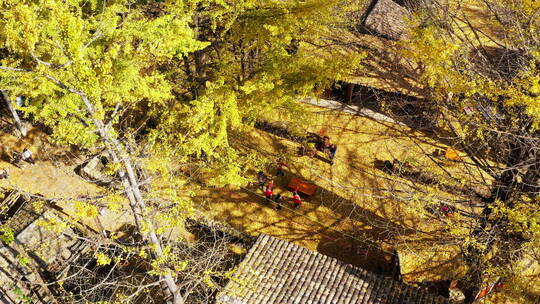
[265,185,273,204]
[276,158,288,177]
[257,171,267,191]
[267,179,274,191]
[275,194,284,210]
[21,148,34,164]
[328,144,337,165]
[321,136,331,153]
[293,191,302,208]
[0,168,8,180]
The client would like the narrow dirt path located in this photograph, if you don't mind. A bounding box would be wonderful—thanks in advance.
[0,126,102,198]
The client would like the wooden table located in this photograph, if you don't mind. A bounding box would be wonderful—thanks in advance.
[288,177,317,196]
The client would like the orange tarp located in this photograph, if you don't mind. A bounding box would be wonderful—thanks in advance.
[288,177,317,196]
[445,148,462,161]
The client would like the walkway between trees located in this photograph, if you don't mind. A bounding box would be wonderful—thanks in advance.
[300,97,403,125]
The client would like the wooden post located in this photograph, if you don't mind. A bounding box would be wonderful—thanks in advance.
[345,83,355,104]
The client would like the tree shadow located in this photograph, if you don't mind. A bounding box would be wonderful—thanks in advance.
[373,158,487,203]
[219,108,478,287]
[230,123,456,234]
[328,82,451,138]
[192,158,430,276]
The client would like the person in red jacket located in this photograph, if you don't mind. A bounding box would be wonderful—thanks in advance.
[265,184,273,204]
[293,191,302,208]
[267,179,274,191]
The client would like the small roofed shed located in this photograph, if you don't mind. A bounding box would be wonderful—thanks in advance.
[216,234,449,304]
[364,0,410,40]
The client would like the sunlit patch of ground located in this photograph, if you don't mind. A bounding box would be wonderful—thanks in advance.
[198,103,484,280]
[0,123,124,233]
[0,125,103,199]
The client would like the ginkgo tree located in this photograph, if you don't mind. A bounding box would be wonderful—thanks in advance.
[0,0,213,303]
[0,0,364,302]
[149,0,365,185]
[375,0,540,301]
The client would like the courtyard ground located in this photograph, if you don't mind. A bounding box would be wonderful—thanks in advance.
[0,101,535,303]
[191,102,482,282]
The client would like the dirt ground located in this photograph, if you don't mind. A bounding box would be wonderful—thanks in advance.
[0,105,534,303]
[0,122,139,233]
[193,103,480,280]
[0,124,102,199]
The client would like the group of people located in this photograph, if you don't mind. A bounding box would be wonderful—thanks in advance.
[255,135,338,209]
[0,148,34,180]
[257,159,302,209]
[301,135,338,165]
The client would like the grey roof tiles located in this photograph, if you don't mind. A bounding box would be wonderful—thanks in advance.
[217,234,449,304]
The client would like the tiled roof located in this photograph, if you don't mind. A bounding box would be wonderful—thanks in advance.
[365,0,409,40]
[217,234,449,304]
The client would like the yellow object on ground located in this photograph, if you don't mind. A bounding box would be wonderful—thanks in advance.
[445,148,462,161]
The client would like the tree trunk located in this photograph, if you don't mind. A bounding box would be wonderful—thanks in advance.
[462,166,518,302]
[107,138,184,304]
[112,148,183,304]
[44,75,184,304]
[93,117,184,304]
[1,91,27,137]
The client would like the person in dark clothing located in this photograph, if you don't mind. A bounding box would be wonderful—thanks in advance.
[328,144,337,165]
[319,135,331,152]
[257,171,267,190]
[276,159,288,177]
[275,194,284,210]
[0,168,8,180]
